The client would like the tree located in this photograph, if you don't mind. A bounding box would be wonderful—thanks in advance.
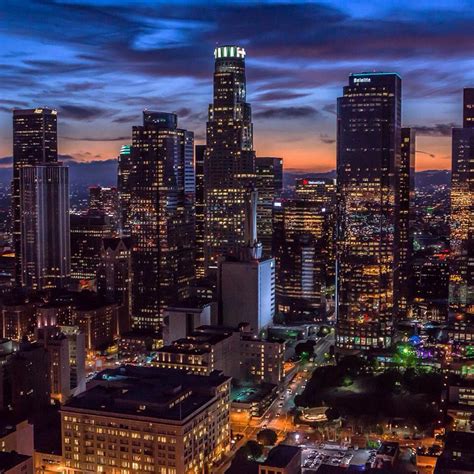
[326,407,340,421]
[295,340,316,359]
[242,440,263,461]
[257,428,278,446]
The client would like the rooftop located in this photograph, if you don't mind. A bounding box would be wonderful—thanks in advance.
[63,366,230,422]
[0,451,31,470]
[263,444,300,468]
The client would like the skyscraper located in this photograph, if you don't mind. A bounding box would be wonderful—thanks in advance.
[273,198,329,322]
[20,163,70,291]
[70,211,114,285]
[117,144,132,235]
[398,128,416,318]
[255,157,283,257]
[205,45,256,270]
[449,89,474,338]
[12,108,58,286]
[336,72,402,351]
[88,185,120,233]
[195,144,206,278]
[129,112,195,331]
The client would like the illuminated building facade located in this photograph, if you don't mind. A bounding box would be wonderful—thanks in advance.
[294,177,336,208]
[255,157,283,257]
[336,72,402,351]
[117,144,132,235]
[295,177,337,285]
[449,89,474,340]
[20,163,70,291]
[398,128,416,318]
[70,211,114,285]
[129,112,195,331]
[88,186,120,233]
[61,366,231,474]
[12,108,58,287]
[273,198,330,322]
[155,325,285,385]
[205,45,256,270]
[194,145,206,278]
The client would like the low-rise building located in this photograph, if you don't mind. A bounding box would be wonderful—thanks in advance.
[448,378,474,432]
[259,445,301,474]
[61,365,231,473]
[0,419,33,456]
[0,451,33,474]
[155,327,239,376]
[435,431,474,473]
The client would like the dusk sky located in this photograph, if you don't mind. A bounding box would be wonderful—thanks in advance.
[2,0,474,172]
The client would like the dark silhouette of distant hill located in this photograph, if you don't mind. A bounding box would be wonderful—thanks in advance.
[0,159,450,191]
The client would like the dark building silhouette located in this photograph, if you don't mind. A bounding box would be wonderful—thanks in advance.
[255,157,283,257]
[205,45,256,270]
[449,88,474,345]
[336,72,402,351]
[0,341,51,417]
[128,112,195,331]
[12,108,58,287]
[97,237,132,334]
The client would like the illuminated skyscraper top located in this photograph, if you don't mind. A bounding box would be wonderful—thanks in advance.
[205,45,256,270]
[463,88,474,128]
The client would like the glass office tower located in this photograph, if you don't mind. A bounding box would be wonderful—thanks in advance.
[336,72,402,351]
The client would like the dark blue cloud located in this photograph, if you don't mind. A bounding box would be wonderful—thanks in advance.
[0,0,473,168]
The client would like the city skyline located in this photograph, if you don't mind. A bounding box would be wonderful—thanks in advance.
[2,0,474,172]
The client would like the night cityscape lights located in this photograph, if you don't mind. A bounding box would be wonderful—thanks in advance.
[0,4,473,473]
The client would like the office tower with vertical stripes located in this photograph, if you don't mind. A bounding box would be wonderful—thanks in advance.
[12,108,58,286]
[20,162,70,291]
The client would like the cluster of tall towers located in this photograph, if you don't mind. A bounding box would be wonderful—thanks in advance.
[9,47,473,352]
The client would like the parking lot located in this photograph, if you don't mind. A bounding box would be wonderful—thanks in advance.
[302,444,376,471]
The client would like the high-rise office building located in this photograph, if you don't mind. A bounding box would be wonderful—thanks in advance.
[88,185,120,233]
[20,163,70,291]
[336,72,402,351]
[195,144,206,278]
[449,89,474,338]
[295,177,337,285]
[255,157,283,257]
[273,198,329,322]
[463,88,474,128]
[205,45,256,270]
[295,177,336,206]
[129,112,195,331]
[12,108,58,286]
[398,128,416,318]
[117,144,132,235]
[70,211,114,285]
